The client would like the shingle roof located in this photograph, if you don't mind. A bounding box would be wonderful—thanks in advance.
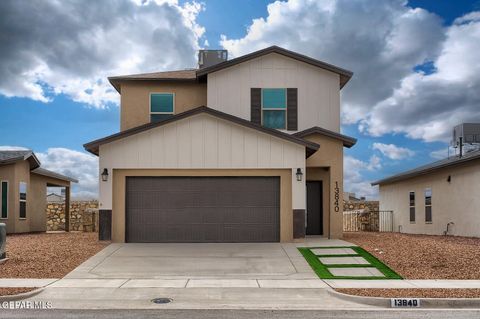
[107,46,354,93]
[293,126,357,148]
[109,69,197,93]
[84,106,320,157]
[372,150,480,186]
[0,150,40,169]
[32,167,78,183]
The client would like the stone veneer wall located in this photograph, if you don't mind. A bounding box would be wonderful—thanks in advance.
[46,201,98,232]
[343,200,379,212]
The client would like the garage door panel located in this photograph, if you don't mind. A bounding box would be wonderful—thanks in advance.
[126,176,280,243]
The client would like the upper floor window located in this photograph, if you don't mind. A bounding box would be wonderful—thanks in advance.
[262,89,286,129]
[425,188,432,223]
[19,182,27,219]
[409,191,415,223]
[150,93,174,123]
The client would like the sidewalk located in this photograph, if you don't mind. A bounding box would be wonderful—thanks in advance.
[4,278,480,289]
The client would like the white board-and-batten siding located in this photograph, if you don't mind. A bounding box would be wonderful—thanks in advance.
[207,52,341,133]
[99,113,306,210]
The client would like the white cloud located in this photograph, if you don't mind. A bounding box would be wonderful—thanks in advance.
[372,142,415,160]
[343,155,381,199]
[36,148,98,199]
[0,146,30,151]
[220,0,445,126]
[363,11,480,142]
[0,0,205,107]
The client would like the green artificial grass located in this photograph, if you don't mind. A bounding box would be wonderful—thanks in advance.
[298,246,402,280]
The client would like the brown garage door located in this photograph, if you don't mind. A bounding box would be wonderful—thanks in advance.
[125,176,280,243]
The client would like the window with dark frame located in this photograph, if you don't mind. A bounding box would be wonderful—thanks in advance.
[261,88,287,129]
[409,191,415,222]
[1,181,7,219]
[425,188,432,223]
[150,93,174,123]
[19,182,26,219]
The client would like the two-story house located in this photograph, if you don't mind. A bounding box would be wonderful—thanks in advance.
[84,46,356,243]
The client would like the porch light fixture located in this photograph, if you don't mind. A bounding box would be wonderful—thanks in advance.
[296,168,303,182]
[101,168,109,182]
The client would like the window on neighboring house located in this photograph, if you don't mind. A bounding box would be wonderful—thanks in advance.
[425,188,432,223]
[19,182,26,219]
[262,88,286,129]
[150,93,174,123]
[409,191,415,223]
[1,181,7,219]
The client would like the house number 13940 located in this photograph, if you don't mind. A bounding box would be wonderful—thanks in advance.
[334,181,340,212]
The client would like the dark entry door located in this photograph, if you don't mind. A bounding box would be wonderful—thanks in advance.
[306,181,323,235]
[125,176,280,243]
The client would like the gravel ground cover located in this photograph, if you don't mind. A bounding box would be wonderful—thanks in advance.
[0,288,37,296]
[0,232,108,278]
[336,288,480,298]
[343,232,480,279]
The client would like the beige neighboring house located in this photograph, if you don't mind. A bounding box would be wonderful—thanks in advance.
[372,149,480,237]
[0,150,78,234]
[84,46,357,243]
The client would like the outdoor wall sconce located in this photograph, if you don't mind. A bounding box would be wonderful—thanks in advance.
[296,168,303,181]
[101,168,109,182]
[447,175,451,183]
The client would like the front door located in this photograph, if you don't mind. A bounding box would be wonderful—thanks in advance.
[306,181,323,235]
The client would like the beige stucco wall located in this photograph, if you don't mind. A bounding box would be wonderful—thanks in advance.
[207,53,341,133]
[29,173,70,233]
[120,81,207,131]
[99,113,306,211]
[0,161,71,234]
[112,169,292,243]
[304,134,344,239]
[379,160,480,237]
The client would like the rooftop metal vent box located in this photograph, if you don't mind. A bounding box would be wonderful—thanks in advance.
[198,50,228,69]
[452,123,480,146]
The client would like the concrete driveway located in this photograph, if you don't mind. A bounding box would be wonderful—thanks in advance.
[64,242,323,280]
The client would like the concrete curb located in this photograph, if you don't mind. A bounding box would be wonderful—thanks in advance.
[0,287,44,302]
[328,288,480,309]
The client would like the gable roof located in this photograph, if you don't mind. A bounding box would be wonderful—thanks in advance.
[293,126,357,148]
[372,150,480,186]
[109,69,197,93]
[196,46,353,88]
[107,46,353,93]
[84,106,320,157]
[32,167,78,183]
[0,150,40,169]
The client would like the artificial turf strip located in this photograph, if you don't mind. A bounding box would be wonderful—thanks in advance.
[298,246,403,280]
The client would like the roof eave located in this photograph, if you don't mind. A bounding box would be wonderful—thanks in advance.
[196,46,353,89]
[84,106,320,155]
[293,127,357,148]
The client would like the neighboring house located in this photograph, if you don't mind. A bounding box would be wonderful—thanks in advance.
[84,46,357,243]
[46,193,65,203]
[0,150,78,234]
[372,149,480,237]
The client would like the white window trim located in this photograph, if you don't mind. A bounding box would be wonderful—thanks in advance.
[261,88,287,130]
[19,181,27,220]
[425,187,432,224]
[0,180,8,219]
[409,190,415,224]
[149,92,175,117]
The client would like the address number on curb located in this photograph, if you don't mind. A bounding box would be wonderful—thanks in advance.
[391,298,420,308]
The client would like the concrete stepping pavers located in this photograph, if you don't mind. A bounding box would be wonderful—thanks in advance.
[319,256,370,265]
[329,267,385,277]
[310,248,357,255]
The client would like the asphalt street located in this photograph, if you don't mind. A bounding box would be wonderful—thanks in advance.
[0,309,479,319]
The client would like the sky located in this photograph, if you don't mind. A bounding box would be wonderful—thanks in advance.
[1,0,480,199]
